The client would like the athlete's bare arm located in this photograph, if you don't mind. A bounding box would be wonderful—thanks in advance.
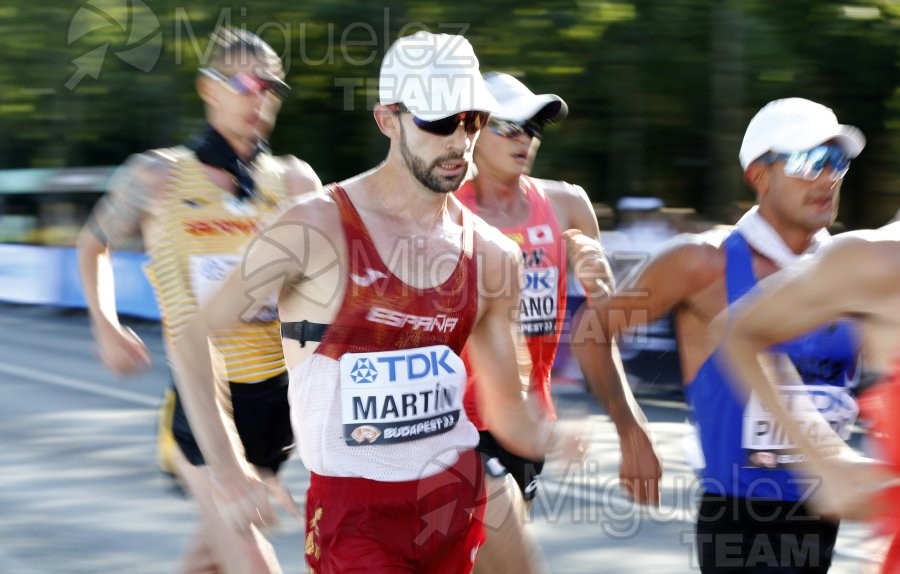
[568,235,724,360]
[172,200,318,454]
[280,156,322,198]
[725,235,900,357]
[537,180,598,243]
[567,235,722,376]
[468,225,582,462]
[543,180,663,504]
[722,237,899,430]
[77,151,168,375]
[168,195,334,529]
[721,234,900,517]
[172,192,582,529]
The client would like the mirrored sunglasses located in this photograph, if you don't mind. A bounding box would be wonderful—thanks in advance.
[487,118,544,141]
[762,144,851,181]
[200,68,290,100]
[393,103,490,136]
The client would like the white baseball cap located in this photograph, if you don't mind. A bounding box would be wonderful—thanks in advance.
[379,32,499,121]
[738,98,865,170]
[482,72,568,123]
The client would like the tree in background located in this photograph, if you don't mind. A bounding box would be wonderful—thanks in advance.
[0,0,897,228]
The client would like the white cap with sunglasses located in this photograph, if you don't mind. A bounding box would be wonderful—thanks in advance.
[739,98,865,170]
[379,31,498,121]
[482,72,568,124]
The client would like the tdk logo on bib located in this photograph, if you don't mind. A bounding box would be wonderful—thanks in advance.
[349,358,378,384]
[378,348,456,381]
[520,267,559,336]
[349,348,456,384]
[525,270,554,292]
[339,345,466,446]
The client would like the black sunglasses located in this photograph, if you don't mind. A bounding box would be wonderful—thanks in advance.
[392,103,490,136]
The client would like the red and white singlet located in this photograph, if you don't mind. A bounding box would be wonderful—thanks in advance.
[455,175,567,428]
[289,185,481,481]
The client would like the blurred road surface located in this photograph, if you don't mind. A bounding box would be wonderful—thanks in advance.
[0,304,880,573]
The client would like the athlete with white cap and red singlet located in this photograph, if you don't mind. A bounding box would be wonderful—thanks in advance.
[455,72,661,573]
[168,31,586,573]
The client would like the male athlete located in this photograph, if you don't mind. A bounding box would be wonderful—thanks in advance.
[456,72,660,573]
[567,97,865,572]
[78,28,320,572]
[168,32,584,573]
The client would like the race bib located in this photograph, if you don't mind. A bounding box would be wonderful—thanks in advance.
[189,254,278,322]
[339,345,466,446]
[222,193,259,216]
[742,384,858,469]
[520,266,559,337]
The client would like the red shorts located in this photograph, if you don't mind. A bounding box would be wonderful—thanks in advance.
[304,449,485,573]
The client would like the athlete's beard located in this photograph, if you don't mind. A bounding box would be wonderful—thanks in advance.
[398,122,467,194]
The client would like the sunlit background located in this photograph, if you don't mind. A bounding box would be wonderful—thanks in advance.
[3,0,898,315]
[2,0,896,388]
[0,3,895,571]
[4,1,900,238]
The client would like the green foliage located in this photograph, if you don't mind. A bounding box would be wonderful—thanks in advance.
[1,0,898,227]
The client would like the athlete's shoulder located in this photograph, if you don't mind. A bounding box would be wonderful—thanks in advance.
[251,188,341,270]
[833,221,900,244]
[108,147,182,200]
[530,177,587,200]
[465,203,521,260]
[275,155,322,198]
[525,175,587,196]
[529,177,598,233]
[640,229,728,284]
[817,226,900,287]
[277,185,337,223]
[90,148,182,242]
[125,147,179,181]
[529,176,587,197]
[691,225,734,249]
[457,201,522,299]
[671,229,728,259]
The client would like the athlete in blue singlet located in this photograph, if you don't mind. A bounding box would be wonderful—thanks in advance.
[689,230,858,573]
[723,220,900,574]
[565,97,865,572]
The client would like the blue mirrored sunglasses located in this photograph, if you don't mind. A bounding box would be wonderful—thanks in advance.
[487,118,544,141]
[761,144,851,181]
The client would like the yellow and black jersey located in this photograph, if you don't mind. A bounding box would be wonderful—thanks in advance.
[92,147,293,383]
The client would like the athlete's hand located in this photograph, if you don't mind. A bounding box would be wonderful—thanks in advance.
[618,423,662,507]
[805,454,899,522]
[259,472,302,521]
[211,467,277,534]
[548,425,589,463]
[563,229,615,299]
[94,323,151,376]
